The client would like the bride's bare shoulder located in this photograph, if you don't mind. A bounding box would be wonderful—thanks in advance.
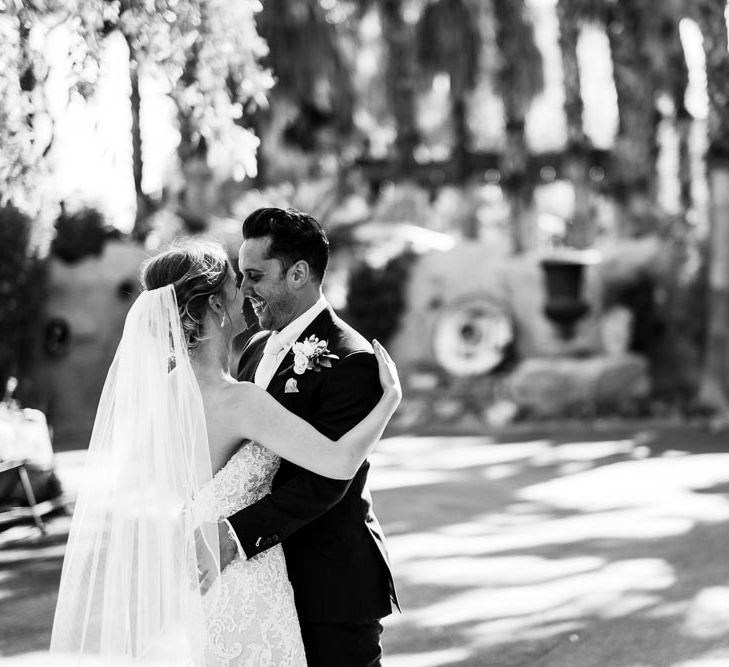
[224,380,266,411]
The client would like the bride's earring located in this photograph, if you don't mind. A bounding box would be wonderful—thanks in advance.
[220,313,226,328]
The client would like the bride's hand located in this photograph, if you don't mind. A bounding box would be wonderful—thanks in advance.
[374,340,402,403]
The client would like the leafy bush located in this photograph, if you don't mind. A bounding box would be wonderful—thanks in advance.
[344,251,417,345]
[602,237,707,410]
[0,205,47,395]
[52,206,111,263]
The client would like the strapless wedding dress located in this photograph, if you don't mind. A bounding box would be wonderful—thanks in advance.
[194,443,307,666]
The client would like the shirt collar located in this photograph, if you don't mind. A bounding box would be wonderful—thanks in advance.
[275,294,328,350]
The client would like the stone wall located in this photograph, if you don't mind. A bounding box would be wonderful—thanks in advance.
[34,240,148,450]
[389,242,606,366]
[388,240,657,426]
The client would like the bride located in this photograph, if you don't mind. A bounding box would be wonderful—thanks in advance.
[49,242,401,666]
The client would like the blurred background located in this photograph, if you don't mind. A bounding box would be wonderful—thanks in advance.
[2,0,729,664]
[5,0,729,444]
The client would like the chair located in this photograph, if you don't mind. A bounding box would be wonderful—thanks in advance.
[0,459,49,535]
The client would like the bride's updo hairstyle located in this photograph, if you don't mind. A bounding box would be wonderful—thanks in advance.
[141,241,232,351]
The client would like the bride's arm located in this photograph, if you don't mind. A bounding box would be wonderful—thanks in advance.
[234,341,401,479]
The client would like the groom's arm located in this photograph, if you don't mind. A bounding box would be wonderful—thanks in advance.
[225,350,382,559]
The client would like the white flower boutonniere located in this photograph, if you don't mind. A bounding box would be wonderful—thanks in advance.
[281,335,339,377]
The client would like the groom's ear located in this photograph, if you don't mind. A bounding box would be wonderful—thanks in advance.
[287,260,310,288]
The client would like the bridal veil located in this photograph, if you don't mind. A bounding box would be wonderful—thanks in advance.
[50,284,220,665]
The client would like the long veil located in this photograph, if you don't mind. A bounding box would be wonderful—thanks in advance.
[50,284,220,665]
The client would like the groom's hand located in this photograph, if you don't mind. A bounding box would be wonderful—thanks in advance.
[194,526,219,594]
[218,520,241,571]
[195,523,241,594]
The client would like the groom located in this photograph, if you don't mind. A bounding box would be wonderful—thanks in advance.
[222,207,399,665]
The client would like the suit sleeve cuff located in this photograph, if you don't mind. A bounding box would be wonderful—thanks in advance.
[223,519,248,560]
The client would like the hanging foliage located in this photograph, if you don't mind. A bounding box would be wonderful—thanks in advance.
[51,206,113,264]
[95,0,271,236]
[491,0,544,117]
[257,0,353,135]
[415,0,480,97]
[0,205,47,392]
[0,1,103,214]
[0,0,270,220]
[604,0,661,208]
[415,0,482,180]
[378,0,420,175]
[492,0,544,252]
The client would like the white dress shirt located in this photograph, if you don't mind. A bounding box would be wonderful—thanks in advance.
[225,294,329,559]
[254,295,328,389]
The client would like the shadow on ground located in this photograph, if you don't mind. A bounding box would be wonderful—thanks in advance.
[1,423,729,666]
[373,426,729,666]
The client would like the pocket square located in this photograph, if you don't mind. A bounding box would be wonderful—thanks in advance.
[284,378,299,393]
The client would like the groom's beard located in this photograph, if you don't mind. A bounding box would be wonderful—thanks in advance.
[247,292,297,331]
[248,296,276,329]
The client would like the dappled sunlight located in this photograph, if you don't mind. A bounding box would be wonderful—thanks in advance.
[482,462,524,480]
[367,468,450,492]
[4,434,728,663]
[387,510,696,562]
[398,554,605,588]
[376,436,646,472]
[520,454,729,514]
[472,617,583,647]
[555,460,596,475]
[392,558,674,629]
[682,587,729,639]
[674,652,729,667]
[439,509,556,535]
[372,437,554,469]
[0,542,67,565]
[377,435,729,663]
[372,436,662,492]
[549,439,636,461]
[387,647,471,667]
[468,594,662,648]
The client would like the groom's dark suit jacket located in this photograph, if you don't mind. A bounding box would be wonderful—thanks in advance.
[229,305,399,623]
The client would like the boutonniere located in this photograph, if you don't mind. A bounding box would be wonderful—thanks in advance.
[278,335,339,377]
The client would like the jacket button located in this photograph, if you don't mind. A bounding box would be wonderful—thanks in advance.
[272,534,279,542]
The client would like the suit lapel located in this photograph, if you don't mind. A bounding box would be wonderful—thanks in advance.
[237,330,269,381]
[267,307,336,399]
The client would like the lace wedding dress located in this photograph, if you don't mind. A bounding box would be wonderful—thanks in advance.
[195,442,307,666]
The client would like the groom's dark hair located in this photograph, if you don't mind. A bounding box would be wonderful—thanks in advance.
[241,207,329,283]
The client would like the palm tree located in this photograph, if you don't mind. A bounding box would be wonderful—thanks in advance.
[649,1,691,213]
[604,0,660,233]
[114,0,267,236]
[113,0,168,240]
[556,0,593,248]
[556,0,618,248]
[172,16,212,232]
[176,35,207,167]
[414,0,481,183]
[126,44,153,238]
[109,0,199,238]
[691,0,729,418]
[492,0,544,253]
[377,0,421,178]
[0,2,72,217]
[256,0,354,183]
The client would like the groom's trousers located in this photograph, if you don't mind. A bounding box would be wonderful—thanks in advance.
[299,619,384,667]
